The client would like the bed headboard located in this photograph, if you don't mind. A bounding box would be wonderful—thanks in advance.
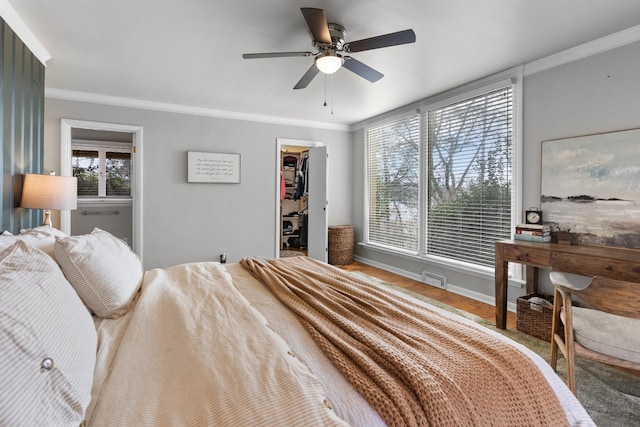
[1,18,46,233]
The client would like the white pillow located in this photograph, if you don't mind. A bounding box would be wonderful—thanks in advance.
[0,240,97,426]
[0,226,67,257]
[55,228,144,319]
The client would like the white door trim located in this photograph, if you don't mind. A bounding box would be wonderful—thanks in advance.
[275,137,324,258]
[60,119,143,257]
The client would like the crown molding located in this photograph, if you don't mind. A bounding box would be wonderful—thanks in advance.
[45,88,351,132]
[0,0,50,65]
[524,24,640,76]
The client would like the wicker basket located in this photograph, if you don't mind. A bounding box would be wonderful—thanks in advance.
[516,294,559,342]
[328,225,354,265]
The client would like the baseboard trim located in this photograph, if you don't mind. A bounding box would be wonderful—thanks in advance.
[353,255,517,313]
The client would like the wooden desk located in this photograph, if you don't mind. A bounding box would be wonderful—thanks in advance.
[494,240,640,329]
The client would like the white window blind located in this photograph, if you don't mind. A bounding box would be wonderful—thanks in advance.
[426,86,513,267]
[366,115,420,252]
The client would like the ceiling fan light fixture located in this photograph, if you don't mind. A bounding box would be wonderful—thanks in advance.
[315,53,343,74]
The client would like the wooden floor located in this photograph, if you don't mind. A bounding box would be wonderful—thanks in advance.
[339,261,517,329]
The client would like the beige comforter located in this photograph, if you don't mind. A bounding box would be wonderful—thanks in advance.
[241,256,570,427]
[88,262,347,426]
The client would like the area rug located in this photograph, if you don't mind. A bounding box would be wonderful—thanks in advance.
[280,250,305,258]
[351,271,640,427]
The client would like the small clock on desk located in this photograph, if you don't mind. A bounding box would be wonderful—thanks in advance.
[525,208,543,225]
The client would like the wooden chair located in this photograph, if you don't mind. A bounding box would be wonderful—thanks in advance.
[549,271,640,395]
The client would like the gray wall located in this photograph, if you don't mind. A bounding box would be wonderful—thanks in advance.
[521,40,640,295]
[353,40,640,303]
[44,99,352,269]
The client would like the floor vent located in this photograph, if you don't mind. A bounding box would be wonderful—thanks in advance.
[421,271,447,289]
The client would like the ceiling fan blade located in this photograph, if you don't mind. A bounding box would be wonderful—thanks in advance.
[300,7,331,44]
[345,29,416,52]
[342,57,383,82]
[293,64,320,90]
[242,52,313,59]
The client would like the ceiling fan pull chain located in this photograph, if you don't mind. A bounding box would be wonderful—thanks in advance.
[331,74,334,115]
[323,73,327,107]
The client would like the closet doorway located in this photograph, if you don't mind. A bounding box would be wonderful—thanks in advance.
[60,119,143,257]
[276,138,328,262]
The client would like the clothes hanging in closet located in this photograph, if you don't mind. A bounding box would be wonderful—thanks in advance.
[282,155,297,168]
[299,213,308,248]
[295,153,309,200]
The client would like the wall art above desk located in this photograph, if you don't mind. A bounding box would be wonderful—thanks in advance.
[541,128,640,248]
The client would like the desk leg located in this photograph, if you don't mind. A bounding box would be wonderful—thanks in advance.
[526,265,538,294]
[495,250,508,329]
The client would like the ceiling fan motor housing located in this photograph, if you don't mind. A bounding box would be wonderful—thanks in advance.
[328,23,346,48]
[315,23,346,55]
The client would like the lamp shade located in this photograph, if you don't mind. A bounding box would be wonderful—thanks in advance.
[21,174,78,210]
[315,54,343,74]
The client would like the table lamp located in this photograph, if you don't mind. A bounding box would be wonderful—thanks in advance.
[20,173,78,227]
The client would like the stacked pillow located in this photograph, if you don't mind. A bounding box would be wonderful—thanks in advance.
[0,226,144,424]
[0,240,97,425]
[55,228,144,319]
[0,225,67,256]
[0,226,144,319]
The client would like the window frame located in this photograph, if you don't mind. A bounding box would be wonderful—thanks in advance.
[363,73,523,281]
[364,112,421,255]
[71,139,133,204]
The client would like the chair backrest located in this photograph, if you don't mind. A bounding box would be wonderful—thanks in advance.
[559,276,640,319]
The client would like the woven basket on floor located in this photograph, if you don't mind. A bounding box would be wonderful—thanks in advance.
[516,293,560,342]
[328,225,354,265]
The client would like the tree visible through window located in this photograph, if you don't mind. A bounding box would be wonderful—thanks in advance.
[365,84,513,268]
[73,149,99,196]
[366,116,420,252]
[72,145,131,198]
[427,87,512,266]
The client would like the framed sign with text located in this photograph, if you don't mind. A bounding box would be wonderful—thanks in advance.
[187,151,241,184]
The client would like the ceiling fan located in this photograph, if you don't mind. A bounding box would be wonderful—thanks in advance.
[242,7,416,89]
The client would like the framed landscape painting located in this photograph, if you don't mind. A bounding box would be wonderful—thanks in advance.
[541,128,640,248]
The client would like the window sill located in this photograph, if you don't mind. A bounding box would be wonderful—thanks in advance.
[78,198,132,208]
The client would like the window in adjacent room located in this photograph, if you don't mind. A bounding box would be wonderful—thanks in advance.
[72,142,132,199]
[365,80,516,270]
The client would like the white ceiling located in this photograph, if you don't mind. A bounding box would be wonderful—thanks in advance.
[9,0,640,127]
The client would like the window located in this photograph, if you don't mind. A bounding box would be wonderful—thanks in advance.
[427,87,513,266]
[72,143,132,199]
[366,116,420,252]
[365,83,515,269]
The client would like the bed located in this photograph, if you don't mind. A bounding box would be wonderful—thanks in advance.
[0,227,595,426]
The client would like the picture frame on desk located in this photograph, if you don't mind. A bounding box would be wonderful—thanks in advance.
[556,230,571,245]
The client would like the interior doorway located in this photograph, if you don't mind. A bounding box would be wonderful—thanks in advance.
[60,119,143,257]
[275,138,328,262]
